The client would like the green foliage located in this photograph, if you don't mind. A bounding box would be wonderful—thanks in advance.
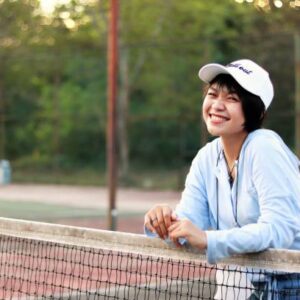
[0,0,299,184]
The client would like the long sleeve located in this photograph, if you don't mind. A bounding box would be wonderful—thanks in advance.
[144,149,211,238]
[175,150,211,231]
[206,133,300,264]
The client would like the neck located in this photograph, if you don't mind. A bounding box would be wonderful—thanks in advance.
[221,131,248,164]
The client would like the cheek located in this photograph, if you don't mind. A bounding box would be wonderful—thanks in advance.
[202,99,209,120]
[237,107,246,123]
[230,104,245,124]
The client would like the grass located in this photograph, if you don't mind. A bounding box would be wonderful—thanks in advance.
[11,166,188,190]
[0,199,102,221]
[12,168,106,186]
[0,199,142,222]
[119,167,187,190]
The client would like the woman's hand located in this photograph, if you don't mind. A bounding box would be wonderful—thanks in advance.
[144,204,177,240]
[168,218,207,250]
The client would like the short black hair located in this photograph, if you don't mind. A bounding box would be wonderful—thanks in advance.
[205,74,266,133]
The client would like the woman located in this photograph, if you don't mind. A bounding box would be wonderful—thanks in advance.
[144,59,300,299]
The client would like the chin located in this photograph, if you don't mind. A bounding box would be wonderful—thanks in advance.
[206,126,222,137]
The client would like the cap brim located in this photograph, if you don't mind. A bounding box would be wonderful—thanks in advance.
[198,63,230,83]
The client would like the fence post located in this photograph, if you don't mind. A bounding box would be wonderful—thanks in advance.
[107,0,119,231]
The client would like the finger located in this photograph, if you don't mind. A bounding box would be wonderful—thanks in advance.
[171,237,182,248]
[162,206,172,229]
[168,223,186,242]
[152,218,164,239]
[169,232,182,248]
[148,212,164,239]
[168,220,181,233]
[171,211,178,221]
[144,214,156,234]
[156,209,168,239]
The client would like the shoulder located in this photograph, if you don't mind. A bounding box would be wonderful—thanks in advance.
[247,128,281,143]
[193,137,221,164]
[188,138,221,177]
[245,129,287,153]
[243,129,299,167]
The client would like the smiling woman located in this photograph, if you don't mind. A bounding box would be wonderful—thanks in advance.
[144,58,300,299]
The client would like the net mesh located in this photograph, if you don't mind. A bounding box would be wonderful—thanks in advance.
[0,217,299,300]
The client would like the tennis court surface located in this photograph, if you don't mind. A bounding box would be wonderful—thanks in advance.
[0,217,300,299]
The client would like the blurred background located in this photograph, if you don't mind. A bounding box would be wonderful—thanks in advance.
[0,0,299,230]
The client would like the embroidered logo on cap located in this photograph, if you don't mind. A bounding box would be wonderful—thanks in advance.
[227,63,253,75]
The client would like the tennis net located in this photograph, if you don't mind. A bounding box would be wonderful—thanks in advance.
[0,217,299,299]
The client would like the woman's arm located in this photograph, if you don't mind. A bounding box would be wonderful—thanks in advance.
[144,149,211,241]
[205,138,300,264]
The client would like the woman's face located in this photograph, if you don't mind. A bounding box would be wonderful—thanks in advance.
[202,83,246,138]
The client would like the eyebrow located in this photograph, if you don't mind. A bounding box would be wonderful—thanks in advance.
[209,85,238,95]
[208,86,218,92]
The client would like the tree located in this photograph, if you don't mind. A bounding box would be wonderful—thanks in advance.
[1,0,299,179]
[0,0,42,159]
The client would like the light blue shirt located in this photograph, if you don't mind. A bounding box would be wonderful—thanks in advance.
[145,129,300,265]
[176,129,300,264]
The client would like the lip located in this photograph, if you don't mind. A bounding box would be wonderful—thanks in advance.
[209,113,230,124]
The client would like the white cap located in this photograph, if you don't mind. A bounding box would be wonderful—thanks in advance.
[198,59,274,109]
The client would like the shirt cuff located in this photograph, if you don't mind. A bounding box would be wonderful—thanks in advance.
[144,226,158,238]
[144,226,187,245]
[205,230,218,264]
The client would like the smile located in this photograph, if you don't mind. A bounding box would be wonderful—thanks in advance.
[209,113,229,123]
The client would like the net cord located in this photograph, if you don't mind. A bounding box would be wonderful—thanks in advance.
[0,217,299,273]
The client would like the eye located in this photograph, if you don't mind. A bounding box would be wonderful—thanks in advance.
[207,91,217,97]
[227,94,240,102]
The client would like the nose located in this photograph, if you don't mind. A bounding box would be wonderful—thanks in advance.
[211,96,226,110]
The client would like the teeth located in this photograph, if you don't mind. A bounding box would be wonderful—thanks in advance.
[210,115,227,122]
